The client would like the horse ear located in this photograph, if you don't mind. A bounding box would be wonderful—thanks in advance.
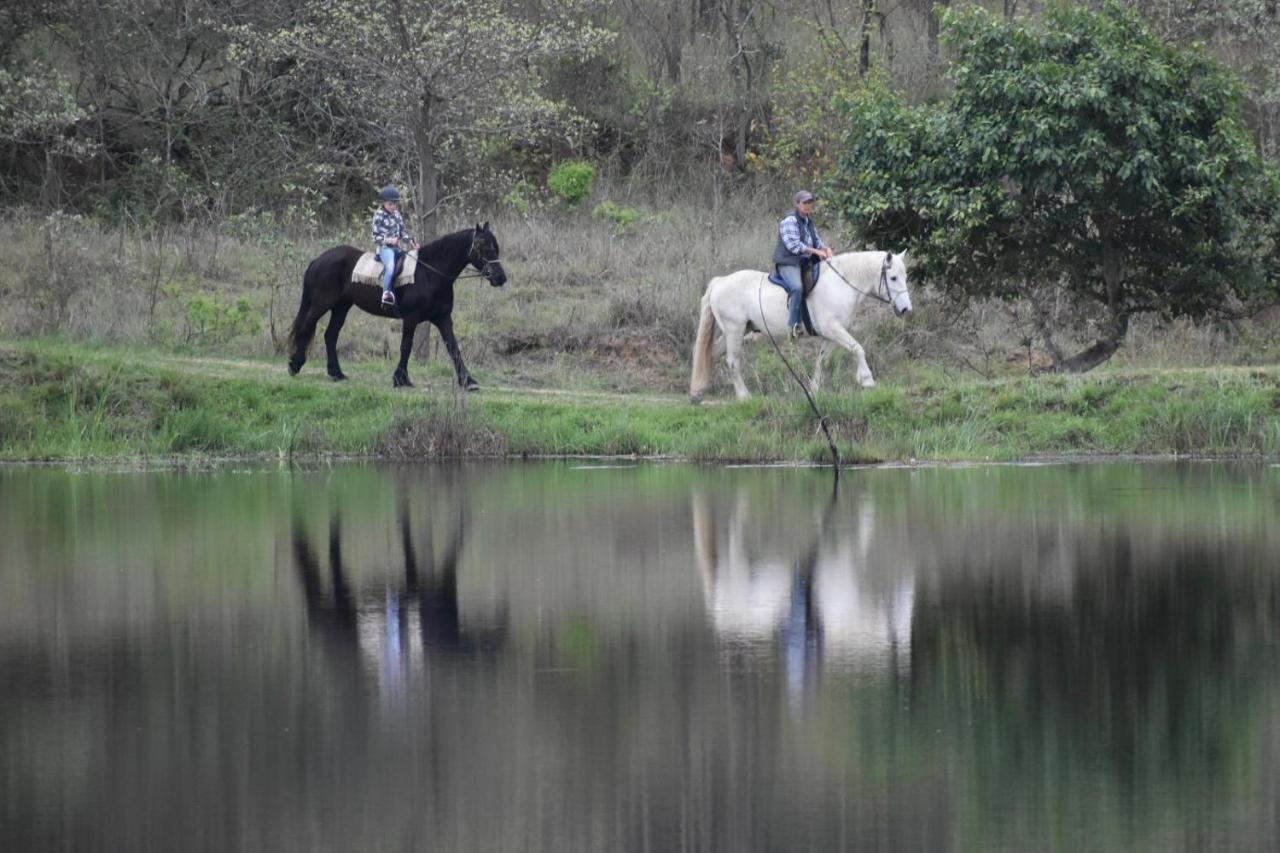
[482,220,489,231]
[474,222,482,232]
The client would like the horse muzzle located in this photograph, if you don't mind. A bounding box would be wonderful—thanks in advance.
[487,264,508,287]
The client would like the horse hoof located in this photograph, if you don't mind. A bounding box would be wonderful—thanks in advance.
[328,372,346,382]
[287,361,302,376]
[860,378,877,389]
[393,375,412,388]
[463,380,480,392]
[689,393,702,406]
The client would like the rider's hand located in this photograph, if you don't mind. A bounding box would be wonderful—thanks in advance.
[412,241,420,251]
[387,237,399,247]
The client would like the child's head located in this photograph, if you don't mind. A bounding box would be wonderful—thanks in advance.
[378,186,401,210]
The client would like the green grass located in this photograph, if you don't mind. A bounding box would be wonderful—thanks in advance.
[3,339,1279,463]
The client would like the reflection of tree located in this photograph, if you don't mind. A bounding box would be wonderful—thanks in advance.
[911,534,1280,851]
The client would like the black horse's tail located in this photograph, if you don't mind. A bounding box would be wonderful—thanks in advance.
[288,259,319,353]
[287,258,320,371]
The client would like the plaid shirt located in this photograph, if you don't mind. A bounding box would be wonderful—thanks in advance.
[779,212,826,257]
[371,207,414,250]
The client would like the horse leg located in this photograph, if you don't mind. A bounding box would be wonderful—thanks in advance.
[436,317,479,391]
[723,324,751,400]
[323,302,352,381]
[811,340,834,392]
[393,320,419,388]
[818,323,876,388]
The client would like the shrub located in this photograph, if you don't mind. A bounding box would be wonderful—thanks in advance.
[547,160,595,207]
[182,294,261,347]
[592,200,641,233]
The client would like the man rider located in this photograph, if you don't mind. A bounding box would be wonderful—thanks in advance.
[773,190,833,337]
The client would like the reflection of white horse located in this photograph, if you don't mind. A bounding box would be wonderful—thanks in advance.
[689,251,913,403]
[692,491,914,680]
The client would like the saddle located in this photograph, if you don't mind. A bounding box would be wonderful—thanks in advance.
[767,261,820,336]
[351,251,417,288]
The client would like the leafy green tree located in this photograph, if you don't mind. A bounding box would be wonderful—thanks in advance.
[830,1,1280,372]
[228,0,612,235]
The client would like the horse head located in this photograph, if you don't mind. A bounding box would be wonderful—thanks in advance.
[469,222,507,287]
[884,251,912,317]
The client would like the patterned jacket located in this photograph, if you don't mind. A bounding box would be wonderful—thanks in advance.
[371,207,414,250]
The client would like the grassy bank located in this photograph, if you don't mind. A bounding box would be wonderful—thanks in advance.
[3,340,1279,464]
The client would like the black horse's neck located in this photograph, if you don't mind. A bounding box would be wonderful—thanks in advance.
[416,229,474,281]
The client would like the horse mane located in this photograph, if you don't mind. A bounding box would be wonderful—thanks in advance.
[419,227,473,257]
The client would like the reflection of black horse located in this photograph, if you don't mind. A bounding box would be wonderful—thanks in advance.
[287,224,507,389]
[291,494,502,679]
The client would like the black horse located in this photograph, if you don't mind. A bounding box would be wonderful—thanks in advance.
[287,223,506,389]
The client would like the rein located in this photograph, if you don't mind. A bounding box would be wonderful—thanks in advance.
[821,252,893,305]
[755,274,842,472]
[405,234,500,281]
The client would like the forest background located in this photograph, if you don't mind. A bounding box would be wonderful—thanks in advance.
[4,0,1280,401]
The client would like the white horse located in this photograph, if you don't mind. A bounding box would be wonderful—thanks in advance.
[689,251,912,403]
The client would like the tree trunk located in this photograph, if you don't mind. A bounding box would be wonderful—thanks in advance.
[413,95,440,238]
[1053,313,1128,373]
[1053,255,1128,373]
[858,0,874,76]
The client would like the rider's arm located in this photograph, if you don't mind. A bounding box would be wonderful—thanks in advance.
[780,215,809,256]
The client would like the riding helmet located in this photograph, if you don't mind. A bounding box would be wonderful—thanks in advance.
[378,186,401,203]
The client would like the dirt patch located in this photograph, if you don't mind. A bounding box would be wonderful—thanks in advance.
[498,328,673,358]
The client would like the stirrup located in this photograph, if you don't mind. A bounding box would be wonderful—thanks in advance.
[381,290,396,306]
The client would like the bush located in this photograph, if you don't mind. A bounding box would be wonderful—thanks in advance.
[548,160,595,207]
[182,294,261,347]
[592,200,642,233]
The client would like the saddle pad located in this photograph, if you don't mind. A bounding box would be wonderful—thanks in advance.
[351,252,416,287]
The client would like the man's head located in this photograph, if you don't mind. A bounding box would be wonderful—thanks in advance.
[793,190,816,214]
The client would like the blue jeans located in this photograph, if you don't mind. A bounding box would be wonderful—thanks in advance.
[378,246,397,293]
[778,264,804,327]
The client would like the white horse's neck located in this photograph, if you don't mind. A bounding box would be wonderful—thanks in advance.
[820,251,889,321]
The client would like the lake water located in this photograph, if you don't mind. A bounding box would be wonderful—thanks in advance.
[3,461,1280,852]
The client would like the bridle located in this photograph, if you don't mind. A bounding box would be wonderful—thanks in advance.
[467,232,503,281]
[821,251,894,305]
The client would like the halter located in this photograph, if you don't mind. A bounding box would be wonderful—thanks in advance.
[822,251,894,305]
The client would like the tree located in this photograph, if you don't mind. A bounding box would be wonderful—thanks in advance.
[829,1,1280,372]
[228,0,612,235]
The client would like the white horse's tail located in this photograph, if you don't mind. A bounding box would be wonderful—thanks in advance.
[689,290,718,404]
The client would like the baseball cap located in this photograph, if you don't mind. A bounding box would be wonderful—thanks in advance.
[794,190,816,204]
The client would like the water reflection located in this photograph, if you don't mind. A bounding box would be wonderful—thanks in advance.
[693,484,913,710]
[291,489,503,709]
[3,463,1280,852]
